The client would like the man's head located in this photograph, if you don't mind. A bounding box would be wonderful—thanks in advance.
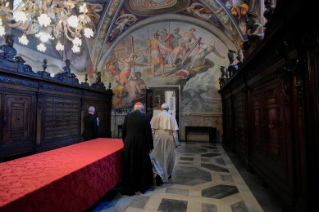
[175,28,180,33]
[161,103,169,111]
[189,28,196,33]
[135,72,141,79]
[88,106,95,115]
[161,27,167,34]
[134,102,144,111]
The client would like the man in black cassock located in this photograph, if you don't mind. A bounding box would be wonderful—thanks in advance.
[121,102,153,195]
[82,106,99,141]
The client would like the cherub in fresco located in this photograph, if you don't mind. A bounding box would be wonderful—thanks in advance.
[225,0,249,20]
[187,3,220,26]
[109,14,137,41]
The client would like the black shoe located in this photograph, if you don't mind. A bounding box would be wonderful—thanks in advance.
[155,175,163,186]
[168,175,172,179]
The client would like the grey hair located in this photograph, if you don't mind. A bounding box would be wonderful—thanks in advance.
[134,104,144,111]
[88,106,95,112]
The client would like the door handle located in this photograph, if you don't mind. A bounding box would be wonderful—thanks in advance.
[269,119,274,129]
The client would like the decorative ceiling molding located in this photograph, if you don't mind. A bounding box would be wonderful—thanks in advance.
[97,14,238,72]
[201,0,244,47]
[91,0,123,71]
[127,0,188,15]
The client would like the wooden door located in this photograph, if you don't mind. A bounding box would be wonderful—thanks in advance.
[146,89,153,120]
[2,94,33,147]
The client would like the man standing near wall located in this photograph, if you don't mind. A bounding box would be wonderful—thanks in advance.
[150,103,179,185]
[82,106,99,141]
[121,102,154,195]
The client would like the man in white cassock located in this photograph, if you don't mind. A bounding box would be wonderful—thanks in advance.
[150,103,179,185]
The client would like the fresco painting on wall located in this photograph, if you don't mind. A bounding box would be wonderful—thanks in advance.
[100,22,229,113]
[186,3,220,26]
[222,0,250,35]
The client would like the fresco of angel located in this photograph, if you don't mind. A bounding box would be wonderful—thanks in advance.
[187,3,220,26]
[109,14,137,41]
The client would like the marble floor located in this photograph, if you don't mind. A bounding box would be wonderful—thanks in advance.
[88,142,275,212]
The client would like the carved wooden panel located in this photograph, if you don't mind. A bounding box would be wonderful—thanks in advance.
[251,89,263,152]
[42,96,81,142]
[2,94,34,147]
[263,84,283,166]
[234,93,247,153]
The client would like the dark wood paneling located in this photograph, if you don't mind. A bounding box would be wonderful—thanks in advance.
[219,2,319,210]
[0,59,113,161]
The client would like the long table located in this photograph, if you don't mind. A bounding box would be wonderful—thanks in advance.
[0,138,123,212]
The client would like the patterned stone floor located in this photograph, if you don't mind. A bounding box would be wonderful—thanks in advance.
[88,142,265,212]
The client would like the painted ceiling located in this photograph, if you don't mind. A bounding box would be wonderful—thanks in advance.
[81,0,261,74]
[6,0,263,76]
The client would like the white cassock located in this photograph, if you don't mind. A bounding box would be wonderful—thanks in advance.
[150,110,179,182]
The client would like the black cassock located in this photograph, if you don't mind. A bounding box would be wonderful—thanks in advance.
[121,110,153,195]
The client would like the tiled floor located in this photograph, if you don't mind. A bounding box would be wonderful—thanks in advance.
[88,142,277,212]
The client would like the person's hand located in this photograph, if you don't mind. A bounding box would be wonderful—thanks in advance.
[149,150,152,153]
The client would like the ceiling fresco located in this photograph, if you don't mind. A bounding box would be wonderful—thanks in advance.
[85,0,253,75]
[3,0,264,78]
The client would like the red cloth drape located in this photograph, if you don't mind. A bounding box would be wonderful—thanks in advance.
[0,138,123,212]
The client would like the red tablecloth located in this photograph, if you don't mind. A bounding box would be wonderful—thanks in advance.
[0,138,123,212]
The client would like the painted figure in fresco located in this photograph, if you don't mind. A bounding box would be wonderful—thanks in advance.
[120,76,146,106]
[165,43,186,68]
[104,61,115,78]
[148,30,172,77]
[110,14,137,41]
[187,3,219,26]
[134,72,146,98]
[160,27,174,57]
[225,0,249,20]
[171,28,181,49]
[112,81,125,106]
[116,53,136,84]
[179,28,199,60]
[187,40,225,69]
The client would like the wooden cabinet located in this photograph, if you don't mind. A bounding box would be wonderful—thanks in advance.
[0,58,113,161]
[219,3,319,210]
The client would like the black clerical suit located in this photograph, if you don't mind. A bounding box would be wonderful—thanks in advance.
[121,110,153,195]
[82,114,99,141]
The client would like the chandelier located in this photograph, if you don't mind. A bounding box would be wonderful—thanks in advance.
[0,0,94,53]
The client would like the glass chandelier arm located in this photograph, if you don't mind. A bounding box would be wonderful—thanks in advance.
[67,24,80,37]
[63,26,75,42]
